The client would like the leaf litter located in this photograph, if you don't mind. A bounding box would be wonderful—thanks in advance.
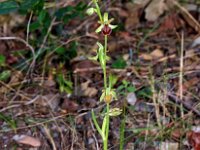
[0,0,200,149]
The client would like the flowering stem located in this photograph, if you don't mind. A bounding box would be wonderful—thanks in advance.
[94,1,103,22]
[103,35,110,150]
[103,35,108,90]
[104,103,110,150]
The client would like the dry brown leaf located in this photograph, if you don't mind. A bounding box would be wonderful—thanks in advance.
[171,129,184,140]
[26,94,60,111]
[13,135,41,147]
[151,14,184,36]
[139,53,153,60]
[139,49,164,61]
[133,0,150,5]
[150,49,164,59]
[61,98,79,113]
[170,0,200,33]
[125,2,142,30]
[9,71,23,84]
[80,80,98,97]
[176,77,200,97]
[187,131,200,150]
[145,0,168,21]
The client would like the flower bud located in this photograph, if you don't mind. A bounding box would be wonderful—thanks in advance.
[86,8,95,15]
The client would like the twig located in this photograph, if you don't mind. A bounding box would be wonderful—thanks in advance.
[170,0,200,33]
[179,31,184,118]
[0,36,36,72]
[167,92,200,117]
[26,11,33,43]
[90,119,100,150]
[0,80,32,101]
[36,17,56,58]
[0,113,74,133]
[42,125,57,150]
[0,104,20,113]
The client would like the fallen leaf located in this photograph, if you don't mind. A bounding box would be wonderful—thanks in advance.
[133,0,150,5]
[145,0,168,21]
[150,49,164,59]
[9,71,23,84]
[13,135,41,147]
[139,53,153,60]
[61,98,79,113]
[171,129,184,140]
[139,49,164,61]
[159,142,179,150]
[187,131,200,150]
[151,13,184,36]
[80,80,98,97]
[191,36,200,48]
[127,92,137,105]
[26,94,61,111]
[125,2,141,30]
[177,77,200,97]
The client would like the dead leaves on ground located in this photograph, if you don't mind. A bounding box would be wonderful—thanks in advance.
[123,0,200,35]
[139,49,164,61]
[187,131,200,150]
[13,135,41,147]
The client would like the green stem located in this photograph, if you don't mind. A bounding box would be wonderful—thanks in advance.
[104,35,107,55]
[103,35,108,89]
[94,2,103,22]
[104,103,110,150]
[119,105,126,150]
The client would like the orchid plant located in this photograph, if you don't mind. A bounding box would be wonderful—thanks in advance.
[87,0,122,149]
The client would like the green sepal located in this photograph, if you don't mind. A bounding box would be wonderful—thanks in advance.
[95,24,103,33]
[103,12,108,23]
[109,24,118,29]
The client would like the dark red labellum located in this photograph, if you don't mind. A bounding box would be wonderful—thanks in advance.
[102,25,112,35]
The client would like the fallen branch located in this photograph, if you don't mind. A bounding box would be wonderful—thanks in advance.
[167,92,200,117]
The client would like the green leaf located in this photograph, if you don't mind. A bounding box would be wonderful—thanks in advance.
[95,24,103,33]
[117,85,125,92]
[19,0,44,11]
[127,86,136,92]
[137,87,152,98]
[38,9,47,24]
[55,6,74,19]
[0,112,17,131]
[0,70,11,81]
[30,21,40,31]
[109,74,118,88]
[0,1,19,14]
[100,91,105,102]
[111,57,127,69]
[102,116,107,136]
[88,54,98,61]
[55,47,66,55]
[0,55,6,66]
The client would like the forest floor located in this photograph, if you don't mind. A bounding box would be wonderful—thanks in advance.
[0,0,200,150]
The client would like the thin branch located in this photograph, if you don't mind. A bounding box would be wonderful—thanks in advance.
[0,36,36,73]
